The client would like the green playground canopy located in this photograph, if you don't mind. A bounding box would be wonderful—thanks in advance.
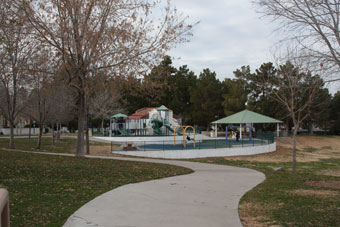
[157,105,169,111]
[211,110,283,124]
[110,113,128,119]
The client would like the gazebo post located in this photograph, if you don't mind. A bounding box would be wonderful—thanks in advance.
[277,123,280,137]
[109,119,112,137]
[240,124,242,139]
[215,123,218,137]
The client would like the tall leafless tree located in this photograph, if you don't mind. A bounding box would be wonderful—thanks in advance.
[255,0,340,81]
[266,60,322,173]
[19,0,195,156]
[0,0,36,148]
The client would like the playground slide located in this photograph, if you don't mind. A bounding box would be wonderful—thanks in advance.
[164,124,182,135]
[151,119,164,136]
[164,124,174,132]
[153,127,163,136]
[119,129,130,136]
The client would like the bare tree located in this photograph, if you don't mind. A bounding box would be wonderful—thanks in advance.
[0,0,36,148]
[47,80,76,145]
[25,76,51,149]
[266,60,322,173]
[89,84,125,135]
[20,0,194,156]
[255,0,340,81]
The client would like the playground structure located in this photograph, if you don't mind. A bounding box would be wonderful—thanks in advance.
[109,105,182,137]
[100,109,278,154]
[108,105,196,147]
[174,126,196,148]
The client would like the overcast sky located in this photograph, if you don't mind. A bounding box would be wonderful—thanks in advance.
[167,0,279,81]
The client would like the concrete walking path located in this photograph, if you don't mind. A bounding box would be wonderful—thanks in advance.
[63,156,265,227]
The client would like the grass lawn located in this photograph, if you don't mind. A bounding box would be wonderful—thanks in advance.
[0,136,117,155]
[197,135,340,226]
[0,149,192,226]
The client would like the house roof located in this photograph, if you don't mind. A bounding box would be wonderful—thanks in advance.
[211,110,283,124]
[129,111,149,120]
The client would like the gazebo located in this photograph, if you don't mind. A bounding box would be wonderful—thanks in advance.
[211,110,283,139]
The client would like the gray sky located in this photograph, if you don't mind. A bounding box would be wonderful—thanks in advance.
[168,0,278,81]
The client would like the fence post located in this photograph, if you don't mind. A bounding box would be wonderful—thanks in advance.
[0,189,10,227]
[110,141,112,152]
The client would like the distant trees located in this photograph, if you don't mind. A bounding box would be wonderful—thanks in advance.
[190,69,224,128]
[167,65,197,124]
[222,78,249,116]
[329,92,340,135]
[89,78,125,134]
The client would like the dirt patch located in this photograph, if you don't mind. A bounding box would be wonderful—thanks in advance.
[71,144,123,157]
[317,170,340,177]
[305,180,340,190]
[239,202,280,227]
[224,136,340,163]
[291,189,339,197]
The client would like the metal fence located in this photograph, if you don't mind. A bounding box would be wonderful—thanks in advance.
[112,132,275,152]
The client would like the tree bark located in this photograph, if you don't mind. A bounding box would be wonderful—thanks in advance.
[308,122,313,135]
[76,93,85,157]
[29,119,32,139]
[9,122,15,149]
[52,122,55,146]
[101,118,104,136]
[292,126,298,174]
[85,95,90,155]
[37,125,43,150]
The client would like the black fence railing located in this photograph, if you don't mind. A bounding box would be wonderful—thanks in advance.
[111,132,275,152]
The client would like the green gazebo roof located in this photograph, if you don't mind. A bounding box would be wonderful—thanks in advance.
[211,110,283,124]
[157,105,169,111]
[110,113,128,119]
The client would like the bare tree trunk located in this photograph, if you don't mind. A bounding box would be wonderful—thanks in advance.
[308,122,313,135]
[101,118,104,136]
[292,126,298,174]
[85,96,90,155]
[52,122,55,146]
[29,118,32,139]
[85,123,90,155]
[9,122,15,149]
[37,125,43,149]
[76,93,85,157]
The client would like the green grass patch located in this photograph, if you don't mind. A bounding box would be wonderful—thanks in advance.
[196,158,340,226]
[0,137,110,154]
[303,147,318,153]
[0,150,192,226]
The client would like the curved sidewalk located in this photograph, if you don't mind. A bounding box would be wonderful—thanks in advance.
[64,157,265,227]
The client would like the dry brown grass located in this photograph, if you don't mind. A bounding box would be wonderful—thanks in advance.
[305,180,340,190]
[317,170,340,177]
[290,189,339,197]
[239,202,280,227]
[224,136,340,163]
[70,144,123,157]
